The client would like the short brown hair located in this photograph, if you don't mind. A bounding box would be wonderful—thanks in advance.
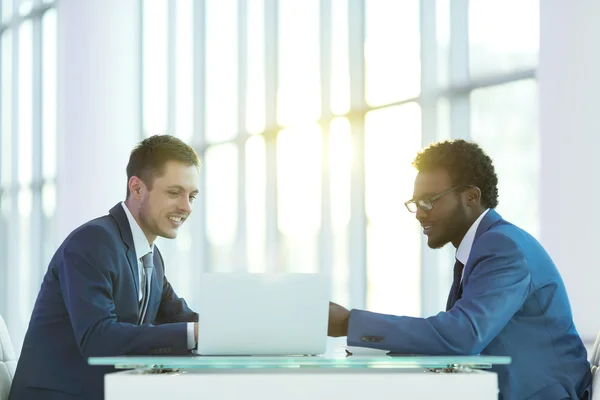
[126,134,201,198]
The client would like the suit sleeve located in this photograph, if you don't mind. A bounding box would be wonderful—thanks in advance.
[58,225,190,357]
[155,277,199,324]
[347,231,531,355]
[153,247,198,325]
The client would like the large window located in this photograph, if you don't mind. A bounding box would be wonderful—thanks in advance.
[141,0,539,316]
[0,0,57,351]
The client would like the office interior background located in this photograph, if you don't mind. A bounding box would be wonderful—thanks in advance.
[0,0,598,355]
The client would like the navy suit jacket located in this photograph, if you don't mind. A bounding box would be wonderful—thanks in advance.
[347,209,593,399]
[9,204,198,400]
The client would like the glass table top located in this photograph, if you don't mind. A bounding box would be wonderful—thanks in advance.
[88,354,511,370]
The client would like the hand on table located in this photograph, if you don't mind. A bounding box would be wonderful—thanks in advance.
[328,301,350,337]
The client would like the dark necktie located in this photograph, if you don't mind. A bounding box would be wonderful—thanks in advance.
[446,259,465,311]
[138,252,154,324]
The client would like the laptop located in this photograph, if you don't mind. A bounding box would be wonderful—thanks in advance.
[195,272,330,356]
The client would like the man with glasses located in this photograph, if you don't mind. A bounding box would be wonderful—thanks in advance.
[328,140,592,399]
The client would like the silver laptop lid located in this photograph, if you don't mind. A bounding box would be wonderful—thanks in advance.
[196,273,330,356]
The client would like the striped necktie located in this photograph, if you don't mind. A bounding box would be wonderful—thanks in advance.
[137,252,154,324]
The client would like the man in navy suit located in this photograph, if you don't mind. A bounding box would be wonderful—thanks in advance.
[10,135,201,400]
[328,140,593,399]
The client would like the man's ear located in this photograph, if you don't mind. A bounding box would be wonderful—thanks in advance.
[128,176,144,198]
[466,186,482,205]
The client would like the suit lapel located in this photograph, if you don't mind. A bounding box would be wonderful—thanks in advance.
[125,249,140,297]
[447,209,503,310]
[109,203,140,297]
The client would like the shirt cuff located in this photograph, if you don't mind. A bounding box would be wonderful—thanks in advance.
[187,322,196,350]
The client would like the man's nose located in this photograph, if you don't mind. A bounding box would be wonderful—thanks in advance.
[179,197,192,214]
[415,206,427,222]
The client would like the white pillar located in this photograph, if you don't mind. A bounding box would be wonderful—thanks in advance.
[539,0,600,341]
[57,0,140,240]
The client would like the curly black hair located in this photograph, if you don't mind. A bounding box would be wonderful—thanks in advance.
[412,139,499,208]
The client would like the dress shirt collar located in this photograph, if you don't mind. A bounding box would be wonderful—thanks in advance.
[121,201,153,260]
[455,208,490,265]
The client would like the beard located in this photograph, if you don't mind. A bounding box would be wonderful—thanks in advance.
[138,197,151,230]
[138,196,178,240]
[427,203,470,249]
[137,196,161,239]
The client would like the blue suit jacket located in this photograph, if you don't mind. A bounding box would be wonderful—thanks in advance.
[9,204,198,400]
[348,209,592,399]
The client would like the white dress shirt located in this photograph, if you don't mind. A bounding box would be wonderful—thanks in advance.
[455,208,490,282]
[121,202,195,350]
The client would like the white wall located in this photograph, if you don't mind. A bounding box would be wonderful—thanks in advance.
[539,0,600,342]
[57,0,140,241]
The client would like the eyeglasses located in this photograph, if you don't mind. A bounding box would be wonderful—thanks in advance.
[404,185,465,213]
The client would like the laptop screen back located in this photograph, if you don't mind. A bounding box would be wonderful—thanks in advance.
[196,273,330,356]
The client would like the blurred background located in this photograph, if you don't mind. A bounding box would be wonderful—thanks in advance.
[0,0,596,355]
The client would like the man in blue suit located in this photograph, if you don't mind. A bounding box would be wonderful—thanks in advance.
[10,135,201,400]
[328,140,593,399]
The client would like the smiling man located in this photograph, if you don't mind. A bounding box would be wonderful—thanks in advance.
[10,135,201,400]
[328,140,593,399]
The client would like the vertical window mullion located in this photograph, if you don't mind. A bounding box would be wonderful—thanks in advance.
[7,0,20,345]
[347,0,366,309]
[419,0,443,316]
[31,12,43,304]
[264,0,279,272]
[236,0,248,271]
[192,0,208,280]
[449,0,470,139]
[318,0,333,278]
[166,0,176,137]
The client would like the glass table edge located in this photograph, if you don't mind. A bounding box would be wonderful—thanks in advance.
[88,355,512,370]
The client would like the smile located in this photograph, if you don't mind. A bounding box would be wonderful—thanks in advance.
[422,225,435,235]
[169,216,185,224]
